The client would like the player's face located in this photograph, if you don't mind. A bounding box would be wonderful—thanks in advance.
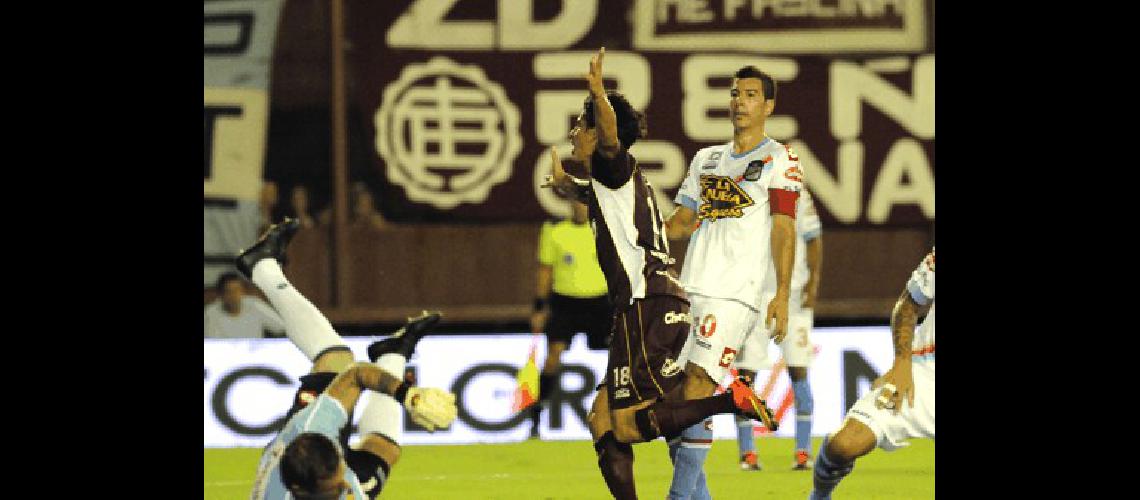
[569,112,597,162]
[730,78,774,131]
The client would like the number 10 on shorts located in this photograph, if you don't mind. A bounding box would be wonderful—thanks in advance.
[613,366,631,386]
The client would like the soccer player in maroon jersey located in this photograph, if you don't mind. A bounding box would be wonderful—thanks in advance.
[542,47,777,500]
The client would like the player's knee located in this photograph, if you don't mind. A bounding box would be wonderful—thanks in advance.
[611,415,643,443]
[682,363,717,399]
[312,348,355,374]
[828,423,876,462]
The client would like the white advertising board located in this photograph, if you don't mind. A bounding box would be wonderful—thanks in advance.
[204,327,896,447]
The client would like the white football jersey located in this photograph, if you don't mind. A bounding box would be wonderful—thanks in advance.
[906,248,935,359]
[674,137,805,310]
[790,189,822,298]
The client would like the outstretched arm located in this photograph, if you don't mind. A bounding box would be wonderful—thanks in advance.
[326,362,458,431]
[586,47,620,158]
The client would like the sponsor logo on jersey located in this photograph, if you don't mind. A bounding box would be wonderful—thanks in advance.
[699,314,717,338]
[742,158,770,181]
[660,357,682,377]
[614,388,631,399]
[697,175,754,220]
[718,347,738,367]
[695,338,711,350]
[664,311,691,325]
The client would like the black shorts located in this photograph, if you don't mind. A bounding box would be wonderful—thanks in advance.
[284,371,353,447]
[602,295,690,410]
[545,293,613,349]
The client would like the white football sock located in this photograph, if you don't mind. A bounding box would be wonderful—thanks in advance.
[358,353,408,442]
[251,259,348,361]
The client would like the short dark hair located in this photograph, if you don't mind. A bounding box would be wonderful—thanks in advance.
[582,90,648,149]
[280,433,342,497]
[734,65,776,100]
[215,272,243,294]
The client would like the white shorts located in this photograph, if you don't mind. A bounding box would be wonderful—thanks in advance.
[736,303,815,371]
[843,359,935,451]
[677,294,760,383]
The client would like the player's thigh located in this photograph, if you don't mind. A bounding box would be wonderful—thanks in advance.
[843,361,935,453]
[828,418,878,462]
[607,297,689,411]
[778,308,815,368]
[610,398,656,443]
[312,347,355,374]
[679,361,719,400]
[588,386,614,439]
[735,324,774,373]
[685,295,758,382]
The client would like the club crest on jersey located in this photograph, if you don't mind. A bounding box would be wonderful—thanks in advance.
[697,175,754,220]
[742,159,770,181]
[699,314,717,338]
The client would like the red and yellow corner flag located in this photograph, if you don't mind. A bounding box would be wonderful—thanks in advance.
[512,336,540,413]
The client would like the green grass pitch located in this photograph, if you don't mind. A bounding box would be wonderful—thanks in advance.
[205,437,933,499]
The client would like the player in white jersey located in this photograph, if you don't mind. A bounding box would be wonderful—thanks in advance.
[734,188,823,471]
[661,65,804,499]
[237,219,457,500]
[809,249,935,500]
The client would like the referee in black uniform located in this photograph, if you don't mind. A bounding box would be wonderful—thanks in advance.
[529,197,612,438]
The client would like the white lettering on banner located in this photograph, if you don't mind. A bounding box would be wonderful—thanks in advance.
[388,0,598,50]
[830,55,935,141]
[681,55,798,142]
[204,327,897,447]
[867,138,934,222]
[634,0,926,53]
[375,57,522,210]
[792,139,862,224]
[656,0,716,23]
[500,0,597,50]
[204,88,269,201]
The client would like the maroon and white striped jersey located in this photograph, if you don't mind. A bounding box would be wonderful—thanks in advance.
[585,149,687,309]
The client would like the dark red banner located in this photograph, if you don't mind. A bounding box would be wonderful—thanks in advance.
[347,0,934,226]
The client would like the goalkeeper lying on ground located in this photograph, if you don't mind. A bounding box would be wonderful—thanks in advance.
[238,218,458,500]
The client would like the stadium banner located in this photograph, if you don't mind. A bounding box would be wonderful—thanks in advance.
[203,0,286,285]
[350,0,934,226]
[204,0,284,202]
[204,326,902,448]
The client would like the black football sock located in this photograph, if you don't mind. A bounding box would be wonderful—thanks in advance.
[594,431,637,499]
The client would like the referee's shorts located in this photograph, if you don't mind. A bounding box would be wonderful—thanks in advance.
[544,293,613,350]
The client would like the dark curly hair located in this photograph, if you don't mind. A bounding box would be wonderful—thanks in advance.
[734,65,777,101]
[582,90,648,149]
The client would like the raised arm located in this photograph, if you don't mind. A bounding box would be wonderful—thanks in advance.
[585,47,620,158]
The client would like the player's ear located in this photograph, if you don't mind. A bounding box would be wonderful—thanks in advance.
[763,99,775,117]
